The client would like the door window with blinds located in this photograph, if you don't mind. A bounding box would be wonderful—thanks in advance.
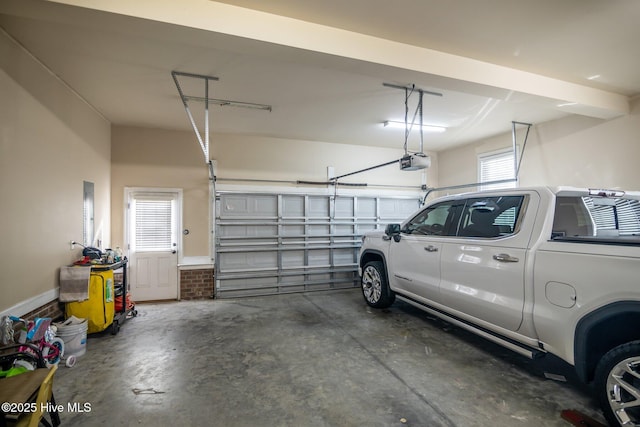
[478,149,517,190]
[130,194,177,252]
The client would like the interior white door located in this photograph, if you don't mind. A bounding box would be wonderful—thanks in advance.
[127,190,180,301]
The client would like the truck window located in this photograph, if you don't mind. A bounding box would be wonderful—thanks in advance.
[458,196,525,238]
[584,197,640,236]
[552,197,594,238]
[553,196,640,239]
[403,201,463,236]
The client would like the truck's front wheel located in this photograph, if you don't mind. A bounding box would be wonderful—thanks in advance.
[595,340,640,427]
[361,261,395,308]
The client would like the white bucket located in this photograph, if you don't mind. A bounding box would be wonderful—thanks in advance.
[56,317,88,357]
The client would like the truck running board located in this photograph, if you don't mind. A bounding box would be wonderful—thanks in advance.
[396,294,546,360]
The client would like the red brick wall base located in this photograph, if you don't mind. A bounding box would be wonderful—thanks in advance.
[11,268,213,322]
[21,299,65,322]
[180,268,214,300]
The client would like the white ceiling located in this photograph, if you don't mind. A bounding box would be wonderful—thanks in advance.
[1,0,638,152]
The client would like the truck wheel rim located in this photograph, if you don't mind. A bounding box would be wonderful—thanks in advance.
[362,266,382,303]
[607,356,640,426]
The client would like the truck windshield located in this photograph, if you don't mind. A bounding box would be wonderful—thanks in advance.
[552,196,640,240]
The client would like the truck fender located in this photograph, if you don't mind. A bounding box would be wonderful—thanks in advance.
[574,301,640,383]
[359,249,388,270]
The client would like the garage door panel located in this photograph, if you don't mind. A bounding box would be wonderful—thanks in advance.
[356,198,376,217]
[380,198,420,220]
[306,237,329,246]
[282,195,305,217]
[308,196,330,217]
[218,251,278,270]
[215,191,419,298]
[282,250,304,267]
[335,197,354,217]
[356,224,377,234]
[219,276,279,298]
[334,224,355,235]
[334,248,355,265]
[282,225,304,236]
[223,276,278,289]
[308,249,330,266]
[309,225,330,235]
[220,194,277,218]
[220,224,278,238]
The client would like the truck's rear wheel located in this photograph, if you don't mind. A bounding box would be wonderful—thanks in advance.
[595,341,640,427]
[361,261,395,308]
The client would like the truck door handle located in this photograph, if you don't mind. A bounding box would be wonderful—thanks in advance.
[493,253,519,263]
[424,245,438,252]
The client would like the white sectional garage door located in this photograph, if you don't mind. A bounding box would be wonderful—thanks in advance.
[214,191,420,298]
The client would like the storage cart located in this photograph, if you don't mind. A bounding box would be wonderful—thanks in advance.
[65,258,136,335]
[112,258,137,334]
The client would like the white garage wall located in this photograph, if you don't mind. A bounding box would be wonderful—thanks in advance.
[437,98,640,195]
[213,133,436,189]
[111,126,210,258]
[0,31,111,315]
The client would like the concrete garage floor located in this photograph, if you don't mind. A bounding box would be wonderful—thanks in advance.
[53,289,607,427]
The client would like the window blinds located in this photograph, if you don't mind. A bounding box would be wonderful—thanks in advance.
[134,197,174,251]
[478,150,516,190]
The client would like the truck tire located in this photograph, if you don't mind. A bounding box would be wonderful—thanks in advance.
[361,261,395,308]
[594,340,640,427]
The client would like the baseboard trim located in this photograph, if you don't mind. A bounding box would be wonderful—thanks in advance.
[0,287,59,318]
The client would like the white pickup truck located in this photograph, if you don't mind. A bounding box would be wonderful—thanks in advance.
[358,186,640,427]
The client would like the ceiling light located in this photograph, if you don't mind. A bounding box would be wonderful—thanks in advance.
[587,74,601,80]
[383,121,446,133]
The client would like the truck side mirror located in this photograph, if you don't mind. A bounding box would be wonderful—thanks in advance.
[385,223,402,242]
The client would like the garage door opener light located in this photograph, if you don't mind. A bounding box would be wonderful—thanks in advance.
[383,120,446,133]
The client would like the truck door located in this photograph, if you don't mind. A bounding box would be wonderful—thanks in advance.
[388,200,463,304]
[439,193,538,332]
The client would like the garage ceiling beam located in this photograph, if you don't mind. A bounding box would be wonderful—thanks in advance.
[51,0,629,119]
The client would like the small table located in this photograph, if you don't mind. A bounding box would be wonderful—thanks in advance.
[0,368,51,426]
